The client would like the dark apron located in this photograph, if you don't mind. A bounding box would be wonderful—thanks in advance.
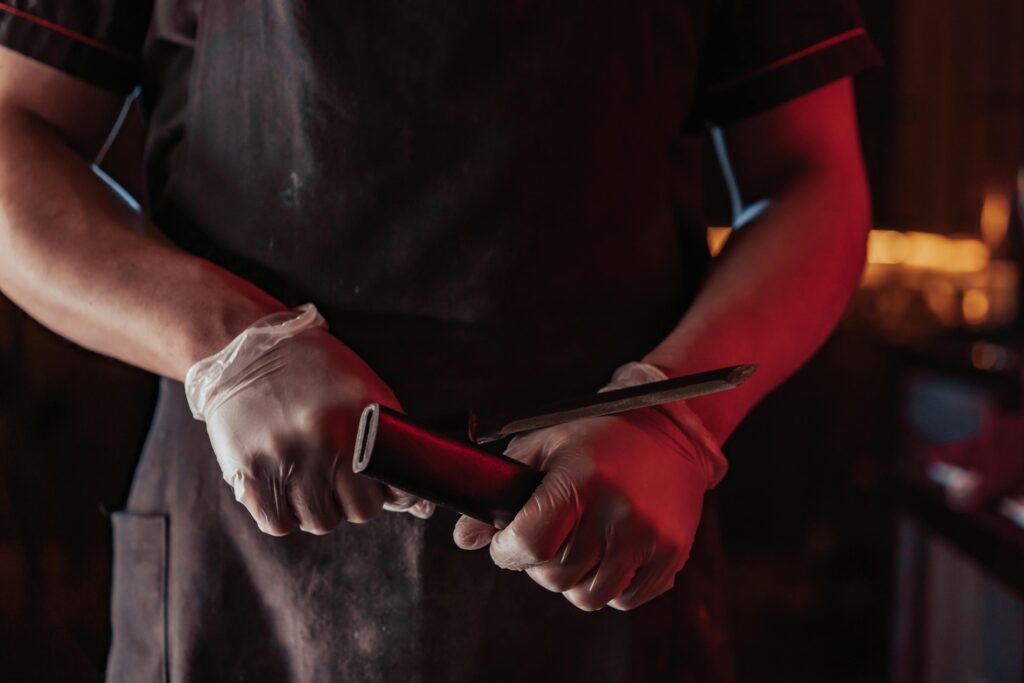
[108,2,731,680]
[108,374,732,683]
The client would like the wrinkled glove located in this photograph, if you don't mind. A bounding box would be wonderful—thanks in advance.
[185,304,433,536]
[453,361,727,611]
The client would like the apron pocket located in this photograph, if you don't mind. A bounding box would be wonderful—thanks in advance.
[107,513,168,683]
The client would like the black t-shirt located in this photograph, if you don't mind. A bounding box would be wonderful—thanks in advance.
[0,1,879,416]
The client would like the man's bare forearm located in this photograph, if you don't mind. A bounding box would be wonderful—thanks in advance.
[644,166,870,443]
[0,108,285,379]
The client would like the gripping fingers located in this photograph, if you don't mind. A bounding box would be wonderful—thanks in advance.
[385,497,436,520]
[383,485,436,519]
[524,514,601,593]
[608,546,689,611]
[563,550,640,612]
[607,562,676,612]
[404,498,437,519]
[334,466,385,523]
[288,473,343,535]
[453,515,497,550]
[489,470,581,571]
[231,461,300,536]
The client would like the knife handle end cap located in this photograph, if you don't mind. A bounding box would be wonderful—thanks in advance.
[353,403,380,474]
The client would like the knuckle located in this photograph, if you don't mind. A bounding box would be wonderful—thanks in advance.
[564,589,604,612]
[258,518,297,536]
[246,496,298,536]
[527,565,574,593]
[294,407,324,433]
[521,546,553,566]
[546,574,577,593]
[299,521,337,535]
[608,597,637,612]
[297,506,342,535]
[345,506,380,524]
[512,534,557,566]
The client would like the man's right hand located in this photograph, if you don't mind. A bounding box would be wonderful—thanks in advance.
[0,50,429,536]
[202,325,429,535]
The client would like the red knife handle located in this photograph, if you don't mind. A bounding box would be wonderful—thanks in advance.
[352,404,544,528]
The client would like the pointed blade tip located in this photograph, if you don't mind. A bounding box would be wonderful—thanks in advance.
[727,363,759,386]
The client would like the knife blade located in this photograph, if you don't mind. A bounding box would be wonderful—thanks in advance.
[468,363,757,444]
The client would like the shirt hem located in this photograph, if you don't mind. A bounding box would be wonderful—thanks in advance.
[0,6,140,93]
[691,32,882,128]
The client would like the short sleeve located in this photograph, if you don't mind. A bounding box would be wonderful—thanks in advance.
[0,1,153,93]
[691,0,882,126]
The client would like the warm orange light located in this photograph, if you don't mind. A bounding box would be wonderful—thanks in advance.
[962,288,990,325]
[866,230,910,265]
[707,226,995,284]
[707,227,732,256]
[980,190,1011,248]
[710,227,990,273]
[865,230,989,274]
[848,225,1018,330]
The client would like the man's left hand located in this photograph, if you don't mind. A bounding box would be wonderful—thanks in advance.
[452,404,717,612]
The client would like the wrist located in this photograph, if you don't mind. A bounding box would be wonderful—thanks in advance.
[187,302,286,363]
[603,361,729,489]
[640,354,746,445]
[177,265,289,376]
[184,303,327,420]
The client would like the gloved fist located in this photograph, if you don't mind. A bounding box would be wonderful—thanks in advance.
[452,362,727,611]
[186,304,433,536]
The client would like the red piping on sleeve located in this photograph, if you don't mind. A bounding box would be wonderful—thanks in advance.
[708,27,867,94]
[0,2,133,61]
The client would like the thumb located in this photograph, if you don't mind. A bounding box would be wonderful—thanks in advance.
[452,432,554,550]
[453,514,497,550]
[488,467,580,570]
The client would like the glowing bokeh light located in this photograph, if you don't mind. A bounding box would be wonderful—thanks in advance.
[980,190,1011,248]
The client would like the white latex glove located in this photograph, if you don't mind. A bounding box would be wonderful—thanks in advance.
[452,362,727,611]
[186,304,433,535]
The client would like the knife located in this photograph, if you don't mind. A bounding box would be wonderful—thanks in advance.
[469,363,758,443]
[353,364,757,527]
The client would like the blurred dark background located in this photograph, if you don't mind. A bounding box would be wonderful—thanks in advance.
[2,0,1023,681]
